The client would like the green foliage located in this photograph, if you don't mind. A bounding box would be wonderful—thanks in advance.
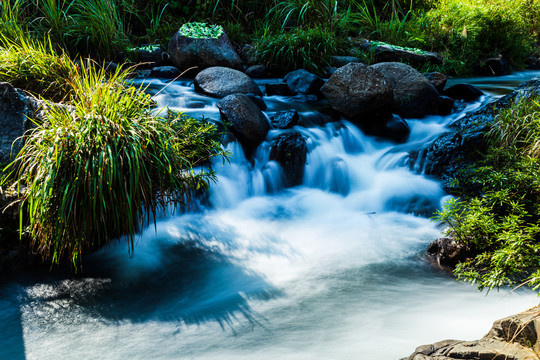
[0,35,75,101]
[178,22,224,39]
[7,60,226,267]
[434,97,540,292]
[0,0,26,41]
[253,26,341,75]
[421,0,538,74]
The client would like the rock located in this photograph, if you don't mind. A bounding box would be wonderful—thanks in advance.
[424,72,447,93]
[474,54,511,76]
[269,130,308,187]
[283,69,324,96]
[366,41,443,67]
[404,306,540,360]
[321,62,393,118]
[0,83,42,165]
[217,94,270,152]
[371,62,440,118]
[265,83,292,96]
[437,96,455,115]
[410,78,540,190]
[331,55,361,68]
[245,65,267,78]
[443,84,484,102]
[270,110,299,129]
[246,94,267,111]
[167,30,242,73]
[194,67,262,98]
[360,113,410,143]
[135,46,165,69]
[427,237,471,268]
[150,66,181,79]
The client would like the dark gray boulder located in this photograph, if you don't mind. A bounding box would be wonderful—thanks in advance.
[135,46,166,69]
[284,69,324,96]
[321,62,393,118]
[217,94,270,151]
[330,55,361,68]
[0,82,41,165]
[443,83,484,102]
[167,30,242,73]
[194,67,262,98]
[270,130,307,187]
[371,62,440,118]
[360,113,410,143]
[437,95,455,115]
[424,72,447,93]
[270,110,299,129]
[474,54,511,76]
[245,65,267,78]
[427,237,472,268]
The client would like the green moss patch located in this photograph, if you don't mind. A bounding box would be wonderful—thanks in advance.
[179,22,224,39]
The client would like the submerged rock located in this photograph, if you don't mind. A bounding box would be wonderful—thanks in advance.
[360,113,410,143]
[217,94,270,152]
[371,62,440,118]
[321,62,393,118]
[443,83,484,102]
[269,130,308,187]
[270,110,299,129]
[194,67,262,98]
[284,69,324,96]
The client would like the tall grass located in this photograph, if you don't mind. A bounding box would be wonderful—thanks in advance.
[0,0,27,41]
[0,35,75,101]
[9,59,225,267]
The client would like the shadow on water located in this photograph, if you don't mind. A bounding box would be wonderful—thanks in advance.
[0,282,27,360]
[4,218,281,339]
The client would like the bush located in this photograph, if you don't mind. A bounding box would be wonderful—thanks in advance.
[434,97,540,292]
[422,0,538,74]
[253,26,341,75]
[8,59,226,268]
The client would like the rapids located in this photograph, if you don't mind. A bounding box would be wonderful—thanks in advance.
[1,70,540,360]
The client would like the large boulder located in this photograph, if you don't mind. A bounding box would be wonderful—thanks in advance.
[194,67,262,98]
[371,62,440,118]
[284,69,324,96]
[217,94,270,152]
[403,306,540,360]
[167,29,242,73]
[0,82,42,165]
[321,62,393,118]
[269,130,308,187]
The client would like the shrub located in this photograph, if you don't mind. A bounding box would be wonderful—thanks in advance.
[434,97,540,292]
[253,26,341,75]
[9,60,226,267]
[422,0,537,74]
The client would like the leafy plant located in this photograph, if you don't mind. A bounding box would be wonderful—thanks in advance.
[8,60,226,268]
[178,22,224,39]
[434,97,540,292]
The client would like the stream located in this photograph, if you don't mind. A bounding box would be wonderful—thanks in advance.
[1,70,540,360]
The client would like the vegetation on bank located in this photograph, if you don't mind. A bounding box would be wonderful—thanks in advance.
[435,97,540,293]
[1,0,538,76]
[0,35,226,268]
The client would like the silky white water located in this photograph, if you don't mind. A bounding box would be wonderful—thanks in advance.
[1,71,540,360]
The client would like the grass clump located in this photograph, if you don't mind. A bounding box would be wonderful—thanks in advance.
[434,97,540,292]
[7,58,226,268]
[253,26,340,75]
[179,22,224,39]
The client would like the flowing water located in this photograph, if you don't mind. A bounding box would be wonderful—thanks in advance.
[1,71,540,360]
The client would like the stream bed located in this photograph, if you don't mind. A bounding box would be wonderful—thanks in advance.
[1,71,540,360]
